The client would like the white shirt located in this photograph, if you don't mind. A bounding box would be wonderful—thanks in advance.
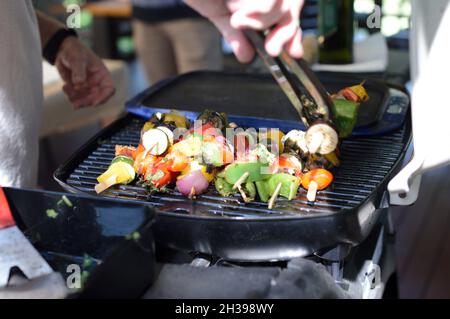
[0,1,42,187]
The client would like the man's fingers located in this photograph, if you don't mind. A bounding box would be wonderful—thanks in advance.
[56,62,72,84]
[286,27,303,58]
[93,86,116,106]
[210,15,255,63]
[265,14,298,56]
[229,0,284,30]
[60,51,87,86]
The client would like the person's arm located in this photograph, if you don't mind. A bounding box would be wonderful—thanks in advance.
[184,0,304,62]
[36,11,115,108]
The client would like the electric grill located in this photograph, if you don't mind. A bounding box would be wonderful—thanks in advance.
[54,71,411,264]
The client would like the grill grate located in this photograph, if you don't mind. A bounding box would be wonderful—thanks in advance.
[64,116,407,218]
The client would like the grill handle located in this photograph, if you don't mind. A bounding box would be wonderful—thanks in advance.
[388,5,450,205]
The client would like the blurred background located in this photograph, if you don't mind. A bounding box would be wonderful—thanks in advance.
[37,0,450,300]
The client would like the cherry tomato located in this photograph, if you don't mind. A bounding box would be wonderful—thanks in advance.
[115,145,137,159]
[134,151,159,176]
[278,154,303,176]
[132,144,145,160]
[144,160,173,188]
[183,123,221,139]
[301,169,333,190]
[166,152,189,172]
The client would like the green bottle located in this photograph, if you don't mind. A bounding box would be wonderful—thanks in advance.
[318,0,354,64]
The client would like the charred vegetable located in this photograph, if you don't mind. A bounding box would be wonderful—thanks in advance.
[164,110,190,129]
[267,173,300,200]
[305,123,339,155]
[197,109,228,130]
[282,130,309,159]
[215,177,236,197]
[331,99,360,138]
[331,82,369,138]
[95,156,136,193]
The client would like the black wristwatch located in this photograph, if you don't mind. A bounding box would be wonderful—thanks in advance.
[43,28,78,65]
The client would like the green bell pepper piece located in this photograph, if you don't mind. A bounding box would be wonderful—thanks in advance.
[267,173,300,200]
[332,99,360,138]
[255,180,270,202]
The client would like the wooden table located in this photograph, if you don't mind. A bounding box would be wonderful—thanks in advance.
[83,0,132,18]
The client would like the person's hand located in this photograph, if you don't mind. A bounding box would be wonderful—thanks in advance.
[184,0,304,63]
[55,37,115,109]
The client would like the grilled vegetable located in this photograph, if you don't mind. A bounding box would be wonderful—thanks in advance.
[224,162,270,184]
[258,129,285,154]
[176,167,210,196]
[337,82,369,103]
[267,173,300,200]
[282,130,309,158]
[215,177,236,197]
[115,145,137,159]
[301,169,333,190]
[156,126,174,145]
[166,151,189,172]
[141,121,156,139]
[324,152,340,168]
[112,155,134,167]
[331,82,369,138]
[164,111,190,129]
[144,163,173,189]
[233,131,256,160]
[251,144,277,166]
[197,109,228,130]
[202,142,225,167]
[255,180,270,202]
[134,150,159,176]
[171,134,203,157]
[215,136,234,165]
[331,99,360,138]
[305,123,339,155]
[184,123,222,140]
[142,128,170,155]
[95,156,136,194]
[301,168,333,202]
[242,182,257,201]
[278,153,303,176]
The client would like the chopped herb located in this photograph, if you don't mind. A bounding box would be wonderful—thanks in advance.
[62,195,73,207]
[46,209,58,219]
[151,170,165,182]
[125,231,141,241]
[80,271,90,289]
[82,254,94,269]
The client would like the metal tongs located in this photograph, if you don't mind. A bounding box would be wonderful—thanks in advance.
[244,30,338,155]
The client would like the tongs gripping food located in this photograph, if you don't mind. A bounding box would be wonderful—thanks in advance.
[244,30,338,154]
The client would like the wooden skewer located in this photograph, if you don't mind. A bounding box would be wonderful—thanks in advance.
[95,174,118,194]
[307,180,318,202]
[232,171,250,190]
[268,182,282,209]
[237,185,250,202]
[188,186,196,199]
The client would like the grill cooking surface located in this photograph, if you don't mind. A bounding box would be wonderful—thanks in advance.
[65,116,407,218]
